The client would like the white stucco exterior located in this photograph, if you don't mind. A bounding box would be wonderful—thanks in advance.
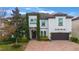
[28,13,72,40]
[40,20,49,36]
[48,16,72,33]
[29,16,37,27]
[48,16,72,39]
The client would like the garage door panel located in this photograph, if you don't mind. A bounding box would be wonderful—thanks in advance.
[51,33,69,40]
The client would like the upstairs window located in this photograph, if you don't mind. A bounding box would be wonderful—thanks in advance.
[31,19,33,22]
[58,18,63,26]
[41,21,45,26]
[30,19,36,24]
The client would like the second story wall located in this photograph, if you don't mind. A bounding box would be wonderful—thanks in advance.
[48,16,72,33]
[29,15,37,27]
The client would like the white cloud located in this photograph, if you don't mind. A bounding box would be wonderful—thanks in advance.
[25,7,44,12]
[25,7,55,14]
[20,12,26,14]
[6,10,12,14]
[26,8,32,10]
[38,10,55,14]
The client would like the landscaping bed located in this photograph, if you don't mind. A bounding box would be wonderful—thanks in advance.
[0,42,28,51]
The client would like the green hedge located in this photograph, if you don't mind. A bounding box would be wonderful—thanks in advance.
[70,37,79,43]
[38,36,49,41]
[18,35,29,43]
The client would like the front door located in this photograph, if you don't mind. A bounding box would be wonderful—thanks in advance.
[32,30,36,39]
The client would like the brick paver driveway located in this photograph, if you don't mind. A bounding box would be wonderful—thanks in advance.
[25,40,79,51]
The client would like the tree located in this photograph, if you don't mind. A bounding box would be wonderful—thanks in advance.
[11,7,21,26]
[37,13,40,40]
[26,14,30,40]
[11,7,22,44]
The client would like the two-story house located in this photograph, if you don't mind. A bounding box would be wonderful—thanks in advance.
[27,12,73,40]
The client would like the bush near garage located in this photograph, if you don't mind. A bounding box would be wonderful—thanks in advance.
[70,37,79,43]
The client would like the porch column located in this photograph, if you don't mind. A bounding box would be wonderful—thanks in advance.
[48,33,51,40]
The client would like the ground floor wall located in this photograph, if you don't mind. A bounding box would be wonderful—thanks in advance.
[29,27,72,40]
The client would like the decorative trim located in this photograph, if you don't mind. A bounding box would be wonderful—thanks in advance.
[40,28,48,29]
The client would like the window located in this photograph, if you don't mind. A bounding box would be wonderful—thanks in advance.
[44,31,46,36]
[41,31,46,37]
[58,18,63,26]
[31,19,33,22]
[41,31,43,36]
[30,19,36,24]
[41,21,45,26]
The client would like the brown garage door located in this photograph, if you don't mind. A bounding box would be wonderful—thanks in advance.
[51,33,69,40]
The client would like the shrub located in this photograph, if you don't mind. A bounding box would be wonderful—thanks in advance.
[11,43,21,48]
[18,35,29,43]
[70,37,79,43]
[0,35,16,45]
[38,36,49,41]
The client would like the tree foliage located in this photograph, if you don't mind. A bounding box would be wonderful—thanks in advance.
[11,7,22,44]
[37,14,40,40]
[26,14,30,40]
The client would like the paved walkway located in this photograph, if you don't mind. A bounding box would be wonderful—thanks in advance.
[25,40,79,51]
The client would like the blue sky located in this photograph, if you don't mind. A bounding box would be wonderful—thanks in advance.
[0,7,79,17]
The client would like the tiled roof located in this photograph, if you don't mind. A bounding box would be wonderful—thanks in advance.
[53,13,67,16]
[26,12,73,19]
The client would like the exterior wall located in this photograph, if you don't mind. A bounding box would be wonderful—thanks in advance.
[40,19,49,37]
[72,20,79,38]
[29,16,37,27]
[28,15,72,40]
[48,16,72,39]
[48,16,72,33]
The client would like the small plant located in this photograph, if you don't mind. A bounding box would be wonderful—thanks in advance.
[18,35,29,43]
[70,37,79,43]
[38,36,49,41]
[11,43,21,48]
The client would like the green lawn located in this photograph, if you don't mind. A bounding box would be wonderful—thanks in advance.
[0,43,26,51]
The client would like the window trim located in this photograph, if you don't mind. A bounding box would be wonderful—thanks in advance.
[41,21,45,26]
[41,31,43,37]
[58,18,63,26]
[44,31,46,37]
[30,18,37,24]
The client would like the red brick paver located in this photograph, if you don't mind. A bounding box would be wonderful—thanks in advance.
[25,40,79,51]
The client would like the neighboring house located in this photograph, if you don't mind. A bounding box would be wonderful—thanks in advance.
[72,17,79,38]
[0,20,5,28]
[0,19,5,37]
[27,13,73,40]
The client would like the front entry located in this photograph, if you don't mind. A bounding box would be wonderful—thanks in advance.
[31,30,36,39]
